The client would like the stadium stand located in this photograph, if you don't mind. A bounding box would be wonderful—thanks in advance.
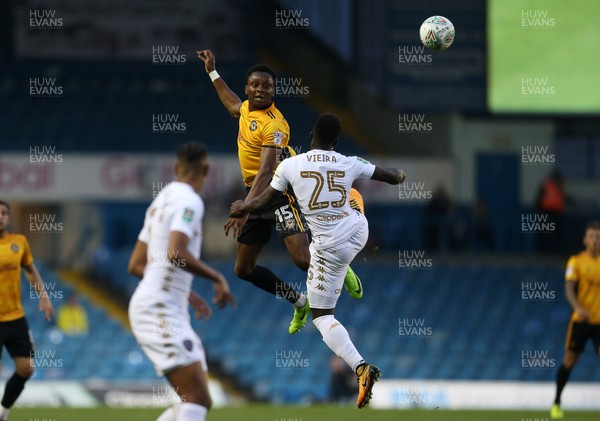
[81,253,600,402]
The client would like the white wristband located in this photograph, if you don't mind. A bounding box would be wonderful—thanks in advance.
[209,70,220,82]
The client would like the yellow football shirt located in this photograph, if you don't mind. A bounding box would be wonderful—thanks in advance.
[565,251,600,324]
[237,100,292,187]
[0,233,33,322]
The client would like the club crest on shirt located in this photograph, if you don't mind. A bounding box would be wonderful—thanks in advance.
[182,208,194,223]
[273,131,284,145]
[249,120,258,131]
[11,244,19,253]
[183,339,193,352]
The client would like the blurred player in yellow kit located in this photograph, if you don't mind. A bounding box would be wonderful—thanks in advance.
[0,200,54,421]
[551,222,600,419]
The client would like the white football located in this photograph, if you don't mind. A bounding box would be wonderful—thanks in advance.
[419,16,455,51]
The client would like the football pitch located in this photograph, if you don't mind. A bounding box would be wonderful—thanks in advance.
[10,406,600,421]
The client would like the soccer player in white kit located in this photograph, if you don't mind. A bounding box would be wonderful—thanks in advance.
[230,113,406,408]
[128,142,235,421]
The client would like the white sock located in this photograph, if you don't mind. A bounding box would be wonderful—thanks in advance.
[0,407,9,421]
[157,406,177,421]
[313,315,365,372]
[177,403,207,421]
[293,293,306,309]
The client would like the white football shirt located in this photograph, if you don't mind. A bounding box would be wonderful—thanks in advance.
[135,181,204,306]
[271,150,375,249]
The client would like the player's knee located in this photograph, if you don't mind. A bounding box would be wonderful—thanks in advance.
[234,263,254,280]
[293,255,310,272]
[16,363,34,378]
[563,352,579,368]
[201,394,212,410]
[187,390,211,409]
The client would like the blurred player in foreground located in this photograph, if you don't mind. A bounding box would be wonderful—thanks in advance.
[128,143,235,421]
[197,49,363,335]
[551,222,600,419]
[0,200,54,421]
[230,113,405,408]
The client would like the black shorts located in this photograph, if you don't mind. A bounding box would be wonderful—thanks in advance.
[0,317,35,359]
[238,187,309,245]
[565,320,600,354]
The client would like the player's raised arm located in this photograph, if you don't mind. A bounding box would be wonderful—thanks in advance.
[371,167,406,185]
[197,49,242,118]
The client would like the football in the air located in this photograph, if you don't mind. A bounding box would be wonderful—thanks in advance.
[419,16,455,51]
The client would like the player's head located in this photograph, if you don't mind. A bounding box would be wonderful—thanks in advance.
[310,113,341,150]
[174,142,209,192]
[0,200,10,233]
[244,63,277,110]
[583,221,600,255]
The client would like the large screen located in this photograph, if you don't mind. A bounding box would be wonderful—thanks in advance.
[488,0,600,113]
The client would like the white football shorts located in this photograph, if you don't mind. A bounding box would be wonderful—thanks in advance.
[307,218,368,309]
[129,289,207,376]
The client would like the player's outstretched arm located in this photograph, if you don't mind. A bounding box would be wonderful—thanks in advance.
[230,186,281,217]
[197,49,242,118]
[24,263,54,321]
[168,231,236,309]
[128,240,148,279]
[371,167,406,185]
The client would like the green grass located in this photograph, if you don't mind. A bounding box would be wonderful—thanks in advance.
[10,406,600,421]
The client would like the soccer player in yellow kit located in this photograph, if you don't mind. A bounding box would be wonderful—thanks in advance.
[551,222,600,419]
[197,50,362,333]
[0,200,54,421]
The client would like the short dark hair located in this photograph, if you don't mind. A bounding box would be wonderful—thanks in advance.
[176,142,208,167]
[585,221,600,232]
[0,200,9,214]
[313,113,341,147]
[245,63,277,84]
